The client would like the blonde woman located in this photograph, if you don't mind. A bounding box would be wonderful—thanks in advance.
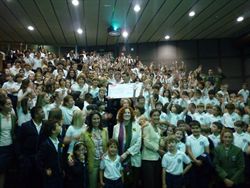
[64,110,87,154]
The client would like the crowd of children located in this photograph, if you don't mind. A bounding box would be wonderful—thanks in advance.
[0,48,250,188]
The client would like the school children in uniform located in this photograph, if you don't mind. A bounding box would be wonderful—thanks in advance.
[186,120,210,188]
[36,119,64,188]
[66,142,88,188]
[100,139,123,188]
[162,135,192,188]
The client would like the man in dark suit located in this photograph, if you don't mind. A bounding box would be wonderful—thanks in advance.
[16,106,45,188]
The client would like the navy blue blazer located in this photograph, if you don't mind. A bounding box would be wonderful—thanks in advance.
[17,120,46,157]
[36,138,64,178]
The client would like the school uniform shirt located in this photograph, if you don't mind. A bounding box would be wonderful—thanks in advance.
[238,89,249,103]
[209,115,223,125]
[60,105,80,125]
[186,134,209,158]
[176,142,186,153]
[204,97,220,107]
[65,125,87,153]
[71,83,89,98]
[167,112,185,126]
[233,132,250,152]
[0,114,13,146]
[222,112,241,129]
[17,106,31,126]
[193,112,209,126]
[208,134,220,148]
[142,123,161,161]
[162,150,191,175]
[100,154,123,180]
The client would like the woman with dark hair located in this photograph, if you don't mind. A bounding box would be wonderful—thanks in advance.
[17,96,32,126]
[80,111,108,188]
[112,106,142,188]
[17,78,35,103]
[213,128,245,188]
[141,109,164,188]
[0,96,16,188]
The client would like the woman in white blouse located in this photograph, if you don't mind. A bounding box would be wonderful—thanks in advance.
[142,109,164,188]
[113,106,141,188]
[0,96,16,188]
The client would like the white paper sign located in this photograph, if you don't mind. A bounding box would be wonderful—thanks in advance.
[108,82,143,99]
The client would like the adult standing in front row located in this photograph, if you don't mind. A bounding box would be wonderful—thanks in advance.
[80,111,108,188]
[141,109,164,188]
[0,95,16,188]
[113,106,142,188]
[213,128,245,188]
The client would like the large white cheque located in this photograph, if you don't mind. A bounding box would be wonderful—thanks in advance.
[107,82,143,99]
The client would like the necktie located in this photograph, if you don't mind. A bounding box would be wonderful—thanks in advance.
[118,123,124,155]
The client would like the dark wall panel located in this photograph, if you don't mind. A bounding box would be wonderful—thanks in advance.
[176,40,197,59]
[199,40,218,58]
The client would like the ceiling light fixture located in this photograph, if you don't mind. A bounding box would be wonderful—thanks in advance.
[237,16,244,22]
[122,31,129,38]
[165,35,170,40]
[27,26,34,31]
[72,0,79,6]
[77,28,83,34]
[189,11,195,17]
[134,4,141,12]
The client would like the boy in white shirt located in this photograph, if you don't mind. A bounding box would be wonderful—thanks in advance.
[222,103,241,129]
[162,135,192,188]
[186,120,210,188]
[100,139,123,188]
[208,122,223,148]
[233,121,250,152]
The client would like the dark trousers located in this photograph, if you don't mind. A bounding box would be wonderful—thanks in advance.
[44,176,63,188]
[166,173,183,188]
[18,156,42,188]
[187,164,209,188]
[142,160,161,188]
[123,166,140,188]
[104,177,123,188]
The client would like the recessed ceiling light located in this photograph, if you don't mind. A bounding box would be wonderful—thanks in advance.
[189,11,195,17]
[104,4,112,7]
[72,0,79,6]
[122,31,128,38]
[237,16,244,22]
[77,28,83,34]
[165,35,170,40]
[134,4,141,12]
[27,26,34,31]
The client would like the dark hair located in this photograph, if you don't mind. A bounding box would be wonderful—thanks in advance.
[44,119,60,137]
[86,111,103,132]
[20,97,29,114]
[0,95,10,112]
[212,122,223,130]
[30,106,43,119]
[189,120,201,128]
[107,139,119,148]
[73,142,86,159]
[234,121,245,128]
[149,109,161,117]
[48,108,63,121]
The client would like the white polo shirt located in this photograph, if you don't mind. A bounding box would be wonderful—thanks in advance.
[208,134,220,148]
[222,112,241,128]
[233,132,250,152]
[186,134,209,158]
[162,150,191,175]
[100,154,123,180]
